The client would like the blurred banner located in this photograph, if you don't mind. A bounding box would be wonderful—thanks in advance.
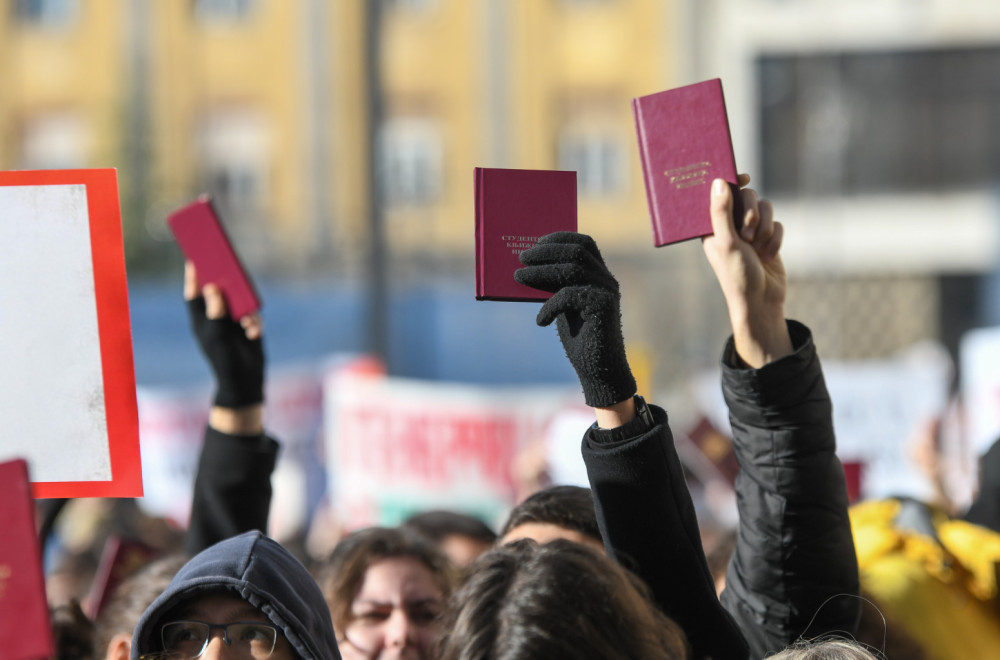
[136,354,374,539]
[961,326,1000,456]
[323,370,581,531]
[691,341,955,504]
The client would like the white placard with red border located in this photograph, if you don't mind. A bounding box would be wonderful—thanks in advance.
[0,169,141,498]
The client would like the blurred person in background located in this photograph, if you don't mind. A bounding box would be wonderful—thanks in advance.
[513,175,859,659]
[315,526,456,660]
[400,510,496,569]
[497,484,604,553]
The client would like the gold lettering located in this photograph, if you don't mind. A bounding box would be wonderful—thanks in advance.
[664,161,711,177]
[675,179,705,189]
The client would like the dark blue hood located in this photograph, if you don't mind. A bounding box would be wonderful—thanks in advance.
[131,531,341,660]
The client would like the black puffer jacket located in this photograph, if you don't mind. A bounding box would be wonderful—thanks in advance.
[583,321,859,659]
[132,530,342,660]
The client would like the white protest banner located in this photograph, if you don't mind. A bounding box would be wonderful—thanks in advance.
[690,341,953,502]
[324,370,579,530]
[961,326,1000,456]
[137,354,372,534]
[0,169,141,498]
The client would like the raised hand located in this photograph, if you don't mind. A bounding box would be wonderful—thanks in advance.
[514,232,636,407]
[701,175,792,368]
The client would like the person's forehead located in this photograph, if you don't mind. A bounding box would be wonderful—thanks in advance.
[173,592,266,622]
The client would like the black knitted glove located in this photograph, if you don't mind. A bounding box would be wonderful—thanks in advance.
[514,232,636,407]
[187,296,264,408]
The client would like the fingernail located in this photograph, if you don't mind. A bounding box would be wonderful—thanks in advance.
[712,179,725,196]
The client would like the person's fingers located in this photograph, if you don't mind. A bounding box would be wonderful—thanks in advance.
[515,260,613,292]
[183,261,200,301]
[750,198,775,252]
[535,287,584,327]
[707,179,739,248]
[738,188,761,242]
[241,314,263,341]
[202,284,228,320]
[761,220,784,263]
[737,173,751,187]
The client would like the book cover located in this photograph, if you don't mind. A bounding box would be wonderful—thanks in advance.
[85,536,158,619]
[0,459,55,660]
[474,168,577,301]
[632,78,742,246]
[167,196,261,320]
[0,169,142,499]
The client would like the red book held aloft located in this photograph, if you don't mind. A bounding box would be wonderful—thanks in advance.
[633,78,742,246]
[475,168,577,301]
[0,459,54,660]
[167,196,262,320]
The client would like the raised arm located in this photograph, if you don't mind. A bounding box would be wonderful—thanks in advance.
[703,178,860,657]
[515,233,749,660]
[183,262,277,554]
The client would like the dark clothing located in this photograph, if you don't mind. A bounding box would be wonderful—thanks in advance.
[184,426,279,555]
[720,321,860,657]
[583,405,749,660]
[132,530,342,660]
[583,321,859,660]
[964,436,1000,534]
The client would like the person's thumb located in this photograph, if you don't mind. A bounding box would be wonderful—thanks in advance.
[708,179,739,249]
[202,284,228,320]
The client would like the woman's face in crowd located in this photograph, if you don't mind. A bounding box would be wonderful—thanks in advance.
[339,557,444,660]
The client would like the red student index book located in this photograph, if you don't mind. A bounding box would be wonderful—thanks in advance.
[475,168,577,301]
[167,197,261,320]
[633,78,742,246]
[0,459,55,660]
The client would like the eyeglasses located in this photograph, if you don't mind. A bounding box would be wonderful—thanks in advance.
[160,620,281,659]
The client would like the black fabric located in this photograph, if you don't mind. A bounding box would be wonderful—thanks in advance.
[132,531,341,660]
[583,405,750,660]
[184,426,279,555]
[514,232,636,407]
[720,321,861,658]
[187,297,265,408]
[964,436,1000,534]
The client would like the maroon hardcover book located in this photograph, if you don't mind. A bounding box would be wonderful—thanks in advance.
[0,459,55,660]
[633,78,742,246]
[167,196,261,320]
[85,536,158,619]
[475,168,577,301]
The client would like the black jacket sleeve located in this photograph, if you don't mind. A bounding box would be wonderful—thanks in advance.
[184,426,279,555]
[583,405,750,660]
[719,321,860,658]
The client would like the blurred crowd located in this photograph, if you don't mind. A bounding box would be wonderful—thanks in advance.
[38,177,1000,660]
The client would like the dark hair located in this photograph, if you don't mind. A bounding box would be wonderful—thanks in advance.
[402,510,498,545]
[499,485,602,544]
[51,599,96,660]
[436,539,688,660]
[93,553,189,657]
[316,527,456,636]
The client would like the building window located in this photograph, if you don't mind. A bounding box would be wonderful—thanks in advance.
[758,46,1000,196]
[20,113,87,170]
[197,109,270,218]
[12,0,79,28]
[558,130,625,197]
[382,0,436,11]
[377,118,442,207]
[193,0,257,23]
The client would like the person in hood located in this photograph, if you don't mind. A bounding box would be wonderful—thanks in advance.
[131,530,341,660]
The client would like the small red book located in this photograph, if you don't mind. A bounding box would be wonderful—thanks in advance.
[85,536,158,619]
[475,168,577,301]
[0,459,55,660]
[632,78,742,246]
[167,196,261,320]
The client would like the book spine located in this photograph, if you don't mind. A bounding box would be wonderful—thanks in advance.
[632,99,663,246]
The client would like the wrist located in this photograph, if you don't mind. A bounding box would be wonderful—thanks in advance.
[594,396,637,430]
[209,404,264,436]
[728,309,792,368]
